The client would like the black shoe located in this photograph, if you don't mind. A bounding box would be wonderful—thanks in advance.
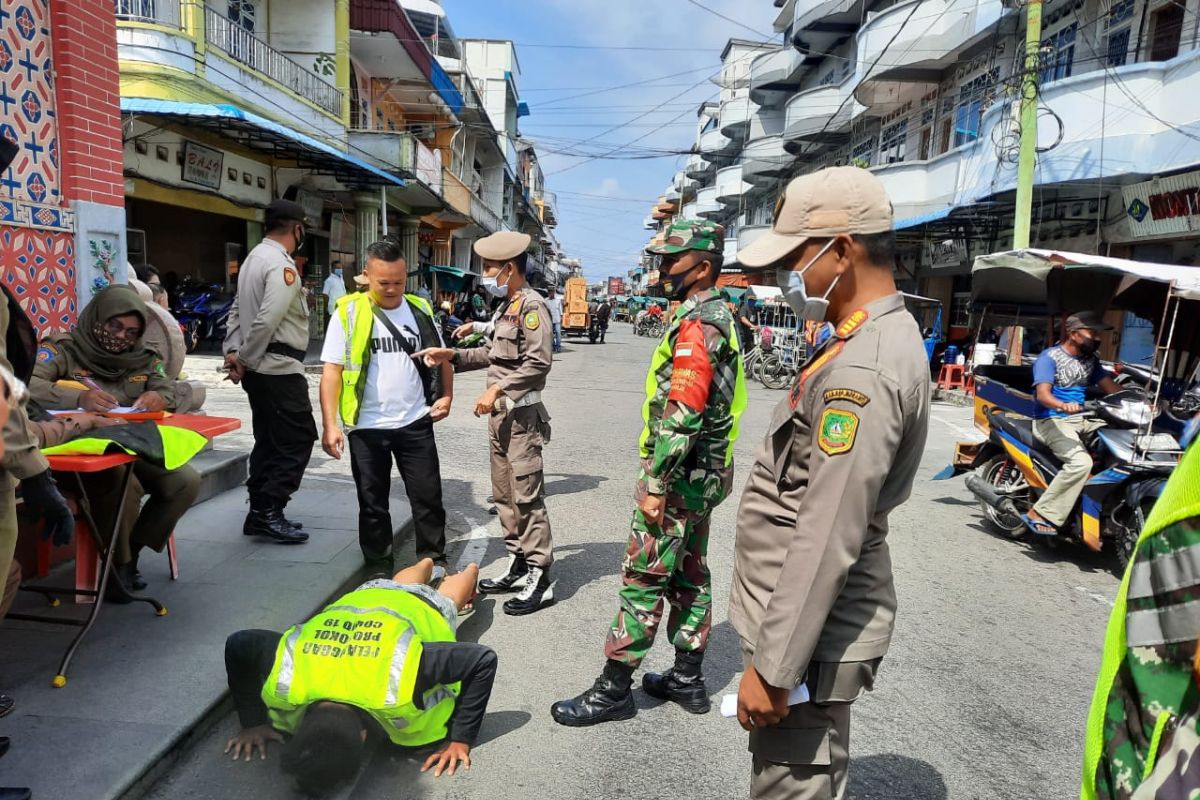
[0,788,32,800]
[362,552,394,578]
[243,508,308,544]
[642,650,711,714]
[551,660,636,727]
[486,495,495,504]
[0,694,13,718]
[118,561,147,592]
[478,554,530,595]
[488,506,499,516]
[103,571,136,605]
[0,736,8,758]
[502,565,553,616]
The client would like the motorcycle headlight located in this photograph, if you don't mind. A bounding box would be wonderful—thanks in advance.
[1110,398,1156,426]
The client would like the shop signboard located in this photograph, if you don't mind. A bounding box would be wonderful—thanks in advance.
[928,237,967,269]
[1123,169,1200,239]
[181,141,224,190]
[607,276,625,295]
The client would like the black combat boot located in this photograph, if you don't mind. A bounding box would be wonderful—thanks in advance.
[124,545,147,591]
[502,565,553,616]
[551,660,637,727]
[243,502,308,544]
[477,553,530,594]
[642,649,711,714]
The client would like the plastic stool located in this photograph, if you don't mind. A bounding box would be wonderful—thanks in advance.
[964,374,976,396]
[36,531,179,604]
[937,363,966,391]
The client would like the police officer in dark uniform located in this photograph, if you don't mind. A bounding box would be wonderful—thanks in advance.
[223,199,314,544]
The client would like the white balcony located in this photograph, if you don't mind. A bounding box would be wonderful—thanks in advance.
[673,169,699,195]
[695,186,722,219]
[855,0,1007,108]
[792,0,863,58]
[749,47,805,107]
[715,165,751,206]
[738,224,773,253]
[723,236,740,264]
[720,96,755,140]
[872,150,963,222]
[680,201,698,219]
[685,153,715,180]
[700,127,736,158]
[784,78,853,146]
[643,215,659,230]
[742,136,792,186]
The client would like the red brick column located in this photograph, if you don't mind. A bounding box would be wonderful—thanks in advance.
[49,0,123,206]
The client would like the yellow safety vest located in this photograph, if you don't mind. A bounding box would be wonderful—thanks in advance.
[334,293,436,426]
[261,585,459,748]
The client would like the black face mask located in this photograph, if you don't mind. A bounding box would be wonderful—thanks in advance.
[293,224,306,255]
[1076,335,1101,357]
[656,263,700,302]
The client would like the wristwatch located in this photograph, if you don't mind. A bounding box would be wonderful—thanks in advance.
[450,350,460,366]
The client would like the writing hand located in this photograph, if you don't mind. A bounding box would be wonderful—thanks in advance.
[79,388,118,412]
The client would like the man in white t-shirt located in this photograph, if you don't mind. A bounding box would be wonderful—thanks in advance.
[546,287,564,353]
[322,261,347,324]
[319,240,453,569]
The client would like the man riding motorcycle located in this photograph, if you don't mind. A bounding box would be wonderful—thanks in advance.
[1022,311,1123,536]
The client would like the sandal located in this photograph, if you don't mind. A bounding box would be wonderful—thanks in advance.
[1020,513,1058,536]
[457,602,476,623]
[429,565,447,590]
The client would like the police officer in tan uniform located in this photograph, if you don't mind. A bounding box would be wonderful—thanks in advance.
[730,168,930,800]
[417,231,555,616]
[224,199,314,544]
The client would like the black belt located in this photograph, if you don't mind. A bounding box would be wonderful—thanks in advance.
[266,342,306,362]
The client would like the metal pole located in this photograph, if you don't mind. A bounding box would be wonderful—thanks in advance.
[380,187,388,236]
[1012,0,1043,249]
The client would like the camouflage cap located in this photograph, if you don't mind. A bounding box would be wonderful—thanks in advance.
[645,219,725,255]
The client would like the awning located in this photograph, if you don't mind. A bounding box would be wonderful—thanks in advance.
[429,264,468,278]
[121,98,406,188]
[747,285,783,301]
[895,206,953,230]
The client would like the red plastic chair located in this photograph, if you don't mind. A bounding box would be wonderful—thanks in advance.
[937,363,966,391]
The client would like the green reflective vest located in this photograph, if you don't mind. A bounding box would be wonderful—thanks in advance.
[261,585,459,748]
[1083,442,1200,799]
[40,421,206,470]
[334,293,437,426]
[638,292,747,469]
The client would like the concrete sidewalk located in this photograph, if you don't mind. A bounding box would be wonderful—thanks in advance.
[0,477,409,800]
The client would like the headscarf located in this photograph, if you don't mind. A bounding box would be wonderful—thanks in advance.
[59,285,158,381]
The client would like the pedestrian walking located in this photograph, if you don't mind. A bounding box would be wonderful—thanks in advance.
[321,260,346,327]
[729,167,930,800]
[319,238,453,571]
[551,219,746,726]
[223,199,315,545]
[417,231,555,616]
[546,287,563,353]
[596,300,611,343]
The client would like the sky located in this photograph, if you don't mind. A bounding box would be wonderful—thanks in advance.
[442,0,782,284]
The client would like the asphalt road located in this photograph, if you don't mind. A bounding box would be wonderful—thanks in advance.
[146,322,1117,800]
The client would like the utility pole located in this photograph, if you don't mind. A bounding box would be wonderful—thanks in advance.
[1012,0,1043,249]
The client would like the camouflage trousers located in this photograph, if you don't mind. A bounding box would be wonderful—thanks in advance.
[605,466,733,667]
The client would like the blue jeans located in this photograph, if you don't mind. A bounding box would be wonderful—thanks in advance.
[553,322,562,351]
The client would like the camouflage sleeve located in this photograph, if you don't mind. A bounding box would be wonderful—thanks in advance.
[646,319,719,494]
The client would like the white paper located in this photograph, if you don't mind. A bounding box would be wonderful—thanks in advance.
[47,406,144,415]
[720,684,810,718]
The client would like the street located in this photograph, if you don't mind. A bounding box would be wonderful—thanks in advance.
[145,322,1116,800]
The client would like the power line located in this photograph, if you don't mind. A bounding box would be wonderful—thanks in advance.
[683,0,780,41]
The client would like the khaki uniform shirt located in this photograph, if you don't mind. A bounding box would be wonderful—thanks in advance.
[456,286,552,400]
[729,293,930,689]
[30,336,178,411]
[224,238,309,375]
[0,298,47,487]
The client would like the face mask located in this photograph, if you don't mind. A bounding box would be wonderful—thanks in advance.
[332,268,342,277]
[1076,335,1101,357]
[656,261,701,302]
[776,239,839,322]
[94,322,135,354]
[293,225,306,255]
[481,268,509,298]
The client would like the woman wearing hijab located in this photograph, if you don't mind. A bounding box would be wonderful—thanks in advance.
[29,285,201,599]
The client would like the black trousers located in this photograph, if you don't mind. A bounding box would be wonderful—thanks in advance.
[348,416,447,563]
[241,370,317,507]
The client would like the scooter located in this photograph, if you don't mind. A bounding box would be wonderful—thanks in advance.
[172,282,234,353]
[935,390,1181,571]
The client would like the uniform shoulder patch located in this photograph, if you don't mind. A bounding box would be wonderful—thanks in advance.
[506,298,523,316]
[823,388,870,407]
[818,408,860,456]
[835,309,869,339]
[36,344,57,363]
[283,267,297,286]
[523,310,541,330]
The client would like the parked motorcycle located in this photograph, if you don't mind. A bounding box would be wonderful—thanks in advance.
[635,315,664,338]
[171,281,234,353]
[937,390,1181,570]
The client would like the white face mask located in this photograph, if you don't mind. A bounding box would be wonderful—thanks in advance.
[776,239,840,322]
[481,268,509,298]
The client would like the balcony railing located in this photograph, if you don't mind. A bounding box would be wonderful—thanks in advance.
[205,7,342,116]
[470,195,502,234]
[115,0,181,28]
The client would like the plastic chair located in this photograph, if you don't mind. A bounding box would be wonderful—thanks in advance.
[937,363,966,391]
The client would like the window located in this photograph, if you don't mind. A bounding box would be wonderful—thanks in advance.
[953,100,982,148]
[851,136,877,168]
[228,0,257,32]
[1106,27,1132,66]
[1149,3,1184,61]
[879,119,908,164]
[951,292,972,327]
[1103,0,1136,65]
[1039,23,1077,83]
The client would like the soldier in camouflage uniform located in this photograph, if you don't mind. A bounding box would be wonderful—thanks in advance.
[1084,416,1200,800]
[551,220,747,727]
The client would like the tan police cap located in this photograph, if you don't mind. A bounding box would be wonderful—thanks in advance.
[738,166,894,269]
[474,231,531,262]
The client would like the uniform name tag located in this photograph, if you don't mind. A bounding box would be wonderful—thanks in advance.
[129,375,149,382]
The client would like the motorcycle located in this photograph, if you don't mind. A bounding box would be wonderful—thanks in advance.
[635,315,664,338]
[937,390,1180,570]
[172,281,234,353]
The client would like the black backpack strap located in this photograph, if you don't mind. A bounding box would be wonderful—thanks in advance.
[370,302,443,406]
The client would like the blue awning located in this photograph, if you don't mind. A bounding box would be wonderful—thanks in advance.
[895,206,954,230]
[429,264,467,277]
[121,98,406,188]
